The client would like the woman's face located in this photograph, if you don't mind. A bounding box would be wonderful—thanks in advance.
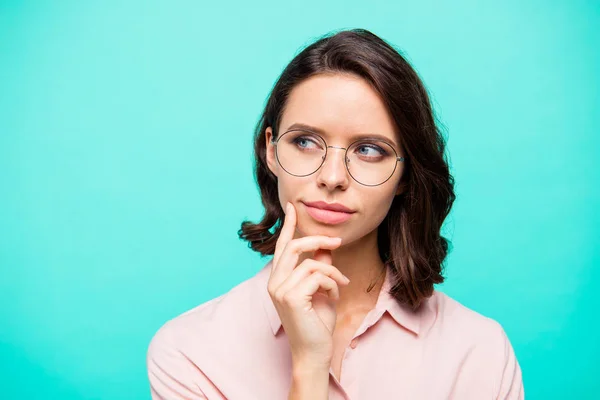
[265,73,405,246]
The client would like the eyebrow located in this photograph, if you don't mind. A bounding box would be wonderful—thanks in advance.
[285,122,399,148]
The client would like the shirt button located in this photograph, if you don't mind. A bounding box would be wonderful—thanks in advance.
[350,338,358,349]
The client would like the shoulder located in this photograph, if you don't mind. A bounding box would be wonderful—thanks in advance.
[148,266,269,354]
[426,290,513,357]
[428,290,508,341]
[146,264,273,398]
[424,290,524,399]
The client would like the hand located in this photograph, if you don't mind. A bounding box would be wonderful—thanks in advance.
[267,202,350,368]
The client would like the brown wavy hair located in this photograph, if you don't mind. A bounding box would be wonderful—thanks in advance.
[238,28,455,310]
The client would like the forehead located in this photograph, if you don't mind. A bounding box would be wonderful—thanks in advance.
[279,73,399,144]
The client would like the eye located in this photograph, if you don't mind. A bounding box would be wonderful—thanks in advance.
[356,143,387,158]
[293,135,320,150]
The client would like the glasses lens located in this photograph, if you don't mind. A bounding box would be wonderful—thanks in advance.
[346,140,398,186]
[275,130,326,176]
[275,131,400,186]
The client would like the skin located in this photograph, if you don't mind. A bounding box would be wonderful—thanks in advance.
[264,72,406,397]
[266,72,406,309]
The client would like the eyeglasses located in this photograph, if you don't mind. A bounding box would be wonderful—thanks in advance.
[270,129,405,186]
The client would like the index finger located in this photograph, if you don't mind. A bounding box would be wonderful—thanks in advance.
[272,201,296,270]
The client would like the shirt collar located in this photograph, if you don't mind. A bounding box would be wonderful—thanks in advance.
[258,260,422,337]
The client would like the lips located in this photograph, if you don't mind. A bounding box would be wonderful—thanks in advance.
[302,201,355,213]
[301,201,355,225]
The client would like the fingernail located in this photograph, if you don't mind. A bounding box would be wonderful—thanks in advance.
[343,275,351,283]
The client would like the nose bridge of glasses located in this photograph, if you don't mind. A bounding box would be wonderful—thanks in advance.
[322,145,349,165]
[317,146,350,188]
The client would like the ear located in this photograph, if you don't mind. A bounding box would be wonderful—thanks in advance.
[265,126,278,177]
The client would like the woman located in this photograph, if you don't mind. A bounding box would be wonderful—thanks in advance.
[147,29,524,399]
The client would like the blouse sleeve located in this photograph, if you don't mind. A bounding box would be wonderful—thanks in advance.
[495,327,524,400]
[146,323,208,400]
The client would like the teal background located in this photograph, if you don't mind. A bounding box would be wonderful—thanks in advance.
[1,0,598,398]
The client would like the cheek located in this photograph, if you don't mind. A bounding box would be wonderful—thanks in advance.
[355,186,397,231]
[275,175,298,208]
[364,190,395,221]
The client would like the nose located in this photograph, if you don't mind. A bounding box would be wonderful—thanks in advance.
[315,146,350,190]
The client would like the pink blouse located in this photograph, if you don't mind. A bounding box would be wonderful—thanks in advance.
[147,260,524,399]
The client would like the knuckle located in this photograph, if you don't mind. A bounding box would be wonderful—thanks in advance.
[308,259,335,274]
[324,275,337,286]
[295,258,308,268]
[281,292,295,305]
[297,259,314,273]
[273,288,284,303]
[288,239,302,253]
[322,264,336,274]
[312,271,326,280]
